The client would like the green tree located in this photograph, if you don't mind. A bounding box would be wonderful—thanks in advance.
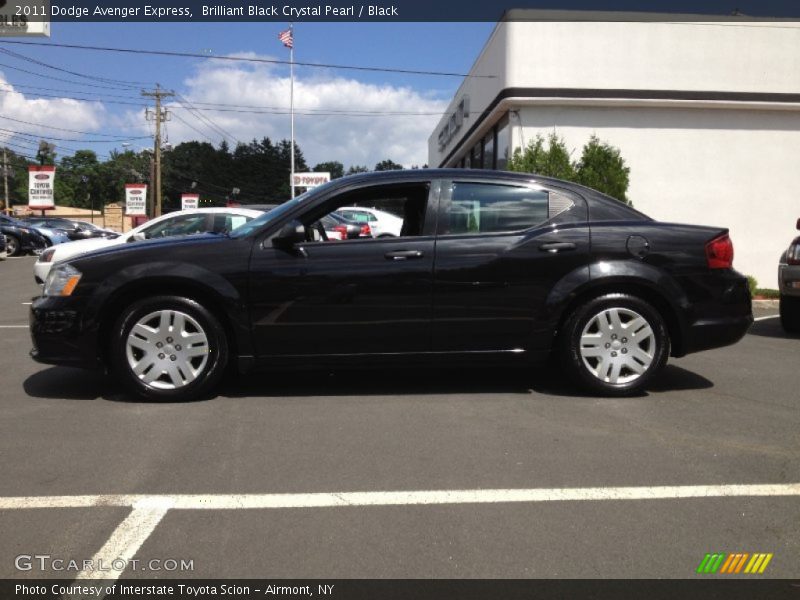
[575,135,631,204]
[346,165,369,175]
[507,133,575,180]
[313,161,344,179]
[374,159,403,171]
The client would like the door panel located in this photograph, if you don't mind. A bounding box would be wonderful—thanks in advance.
[432,180,590,352]
[248,181,438,357]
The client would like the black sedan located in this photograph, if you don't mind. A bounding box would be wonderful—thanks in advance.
[0,215,49,257]
[29,170,752,400]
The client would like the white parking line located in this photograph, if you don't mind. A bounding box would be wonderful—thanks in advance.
[753,314,780,322]
[0,325,28,328]
[2,483,797,593]
[2,483,799,511]
[73,498,173,583]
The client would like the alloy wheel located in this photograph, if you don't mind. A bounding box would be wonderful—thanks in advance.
[125,309,210,390]
[578,307,656,384]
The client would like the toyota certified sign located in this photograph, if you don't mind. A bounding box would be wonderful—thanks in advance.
[125,184,148,216]
[28,165,55,210]
[181,193,199,210]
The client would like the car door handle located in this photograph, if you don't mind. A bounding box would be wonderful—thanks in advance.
[539,242,577,253]
[385,250,424,261]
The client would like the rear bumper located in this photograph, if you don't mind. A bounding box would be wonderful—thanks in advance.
[778,263,800,298]
[677,271,753,356]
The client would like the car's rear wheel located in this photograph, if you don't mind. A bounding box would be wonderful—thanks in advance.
[112,296,229,401]
[779,295,800,334]
[5,234,20,257]
[560,293,669,396]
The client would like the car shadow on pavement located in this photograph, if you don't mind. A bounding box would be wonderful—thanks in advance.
[23,362,714,403]
[23,366,119,401]
[748,318,800,340]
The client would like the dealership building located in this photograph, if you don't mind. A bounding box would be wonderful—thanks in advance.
[428,12,800,288]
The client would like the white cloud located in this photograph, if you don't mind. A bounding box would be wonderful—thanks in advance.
[153,57,446,169]
[0,73,105,156]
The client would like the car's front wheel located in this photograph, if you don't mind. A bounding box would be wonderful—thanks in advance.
[5,234,21,257]
[112,296,229,401]
[779,295,800,334]
[560,293,669,396]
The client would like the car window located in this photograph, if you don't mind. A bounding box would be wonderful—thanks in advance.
[212,214,253,233]
[142,214,209,238]
[302,183,430,243]
[444,182,551,235]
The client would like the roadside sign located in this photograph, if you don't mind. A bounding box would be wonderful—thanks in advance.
[181,193,199,210]
[28,166,55,210]
[292,172,330,188]
[125,184,148,216]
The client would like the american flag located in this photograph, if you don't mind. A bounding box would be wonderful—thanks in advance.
[279,28,293,49]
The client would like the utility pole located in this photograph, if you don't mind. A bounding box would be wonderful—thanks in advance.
[2,147,9,216]
[142,84,174,218]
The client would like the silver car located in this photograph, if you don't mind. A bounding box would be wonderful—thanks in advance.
[779,218,800,333]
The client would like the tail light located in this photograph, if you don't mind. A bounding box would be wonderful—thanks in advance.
[360,224,372,237]
[331,225,348,240]
[787,240,800,265]
[705,233,734,269]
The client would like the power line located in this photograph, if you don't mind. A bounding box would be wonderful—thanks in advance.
[174,93,238,145]
[0,126,150,144]
[0,47,149,88]
[169,111,216,143]
[0,60,141,91]
[0,113,151,137]
[0,40,495,78]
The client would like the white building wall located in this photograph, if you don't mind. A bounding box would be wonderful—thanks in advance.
[514,105,800,288]
[428,17,800,289]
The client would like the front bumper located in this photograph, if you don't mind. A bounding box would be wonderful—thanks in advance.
[29,295,102,370]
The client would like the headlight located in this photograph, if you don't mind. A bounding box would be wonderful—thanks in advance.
[39,248,56,263]
[43,264,82,297]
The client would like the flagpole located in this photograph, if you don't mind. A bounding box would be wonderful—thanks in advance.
[289,24,295,199]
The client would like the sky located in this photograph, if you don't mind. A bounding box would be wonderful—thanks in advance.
[0,22,496,170]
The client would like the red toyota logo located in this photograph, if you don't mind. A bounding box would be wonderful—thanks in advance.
[130,190,142,195]
[34,174,49,180]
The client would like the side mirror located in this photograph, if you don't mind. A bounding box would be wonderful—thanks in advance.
[272,219,305,249]
[796,218,800,231]
[132,232,147,242]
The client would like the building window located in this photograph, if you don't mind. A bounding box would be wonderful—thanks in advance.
[483,131,495,170]
[471,142,483,169]
[495,116,510,171]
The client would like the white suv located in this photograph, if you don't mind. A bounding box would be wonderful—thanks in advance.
[336,207,403,237]
[34,208,263,284]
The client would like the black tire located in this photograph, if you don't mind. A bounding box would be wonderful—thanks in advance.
[112,295,229,401]
[779,295,800,334]
[559,293,670,396]
[5,234,21,257]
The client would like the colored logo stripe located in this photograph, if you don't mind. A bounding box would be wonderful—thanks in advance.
[696,553,773,574]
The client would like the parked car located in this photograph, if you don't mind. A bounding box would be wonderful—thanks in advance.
[778,218,800,333]
[33,208,264,284]
[25,217,117,241]
[0,231,6,260]
[29,169,752,401]
[337,206,403,237]
[0,215,49,256]
[28,224,71,247]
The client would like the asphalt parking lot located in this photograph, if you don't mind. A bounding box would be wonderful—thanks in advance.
[1,256,798,584]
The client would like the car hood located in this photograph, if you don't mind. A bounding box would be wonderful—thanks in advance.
[50,235,125,264]
[67,232,226,264]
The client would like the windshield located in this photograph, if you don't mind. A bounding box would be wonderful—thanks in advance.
[229,188,318,238]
